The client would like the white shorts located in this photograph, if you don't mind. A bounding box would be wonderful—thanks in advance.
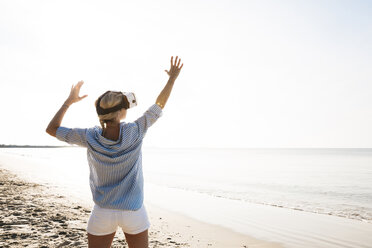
[87,204,150,236]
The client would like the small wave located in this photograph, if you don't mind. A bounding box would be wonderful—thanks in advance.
[164,185,372,224]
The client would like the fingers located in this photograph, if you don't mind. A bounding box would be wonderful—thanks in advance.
[70,80,84,94]
[71,81,84,90]
[170,56,183,67]
[167,56,183,77]
[170,56,183,68]
[76,80,84,89]
[79,95,88,100]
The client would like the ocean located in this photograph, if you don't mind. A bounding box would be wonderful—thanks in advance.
[1,147,372,247]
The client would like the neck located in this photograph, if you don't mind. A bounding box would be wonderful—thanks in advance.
[102,121,120,141]
[105,121,120,127]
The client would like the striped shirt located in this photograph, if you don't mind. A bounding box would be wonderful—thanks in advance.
[56,104,163,210]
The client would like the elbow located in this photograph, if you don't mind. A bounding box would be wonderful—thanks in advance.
[46,126,57,137]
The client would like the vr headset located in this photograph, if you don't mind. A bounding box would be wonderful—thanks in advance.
[96,91,137,115]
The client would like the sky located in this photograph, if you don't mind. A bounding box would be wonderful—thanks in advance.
[0,0,371,148]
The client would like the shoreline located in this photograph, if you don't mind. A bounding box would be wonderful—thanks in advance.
[2,149,372,247]
[0,168,282,247]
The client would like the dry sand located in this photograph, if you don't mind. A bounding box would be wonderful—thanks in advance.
[0,168,282,248]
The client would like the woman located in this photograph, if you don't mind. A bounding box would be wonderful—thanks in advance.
[46,56,183,248]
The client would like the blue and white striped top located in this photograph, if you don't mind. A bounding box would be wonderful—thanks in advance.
[56,104,163,210]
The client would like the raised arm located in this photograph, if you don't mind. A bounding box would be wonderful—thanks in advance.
[156,56,183,109]
[46,81,87,137]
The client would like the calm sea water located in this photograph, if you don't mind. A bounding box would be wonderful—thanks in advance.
[1,147,372,224]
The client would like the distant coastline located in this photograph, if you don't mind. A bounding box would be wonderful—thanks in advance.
[1,145,372,150]
[0,145,69,148]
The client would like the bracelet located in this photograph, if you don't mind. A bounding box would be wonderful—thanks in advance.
[62,103,70,108]
[156,102,164,108]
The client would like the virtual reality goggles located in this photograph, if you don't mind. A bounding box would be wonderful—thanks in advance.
[96,91,137,115]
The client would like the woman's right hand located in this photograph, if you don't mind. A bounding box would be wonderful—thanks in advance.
[165,56,183,81]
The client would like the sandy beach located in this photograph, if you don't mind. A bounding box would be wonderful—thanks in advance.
[0,168,281,247]
[2,148,372,248]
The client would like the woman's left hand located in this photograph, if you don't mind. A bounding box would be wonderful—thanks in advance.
[65,80,88,106]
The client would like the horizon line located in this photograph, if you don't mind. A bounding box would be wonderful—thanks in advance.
[1,144,372,150]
